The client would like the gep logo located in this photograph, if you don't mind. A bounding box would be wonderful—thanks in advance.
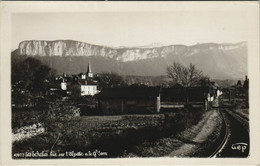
[231,142,248,153]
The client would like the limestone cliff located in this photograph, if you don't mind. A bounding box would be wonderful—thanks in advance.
[15,40,247,79]
[18,40,117,58]
[18,40,246,62]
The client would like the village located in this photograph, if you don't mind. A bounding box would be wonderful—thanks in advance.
[45,63,249,115]
[11,58,250,158]
[12,60,249,115]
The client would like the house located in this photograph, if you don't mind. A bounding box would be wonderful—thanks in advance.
[209,81,222,97]
[61,79,67,90]
[58,63,99,96]
[78,63,98,96]
[208,82,223,107]
[227,75,249,106]
[79,79,99,96]
[78,73,86,79]
[97,87,161,115]
[78,64,93,79]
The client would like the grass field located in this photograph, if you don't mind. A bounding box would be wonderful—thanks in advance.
[12,109,204,158]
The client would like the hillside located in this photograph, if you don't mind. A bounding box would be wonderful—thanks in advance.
[14,40,247,79]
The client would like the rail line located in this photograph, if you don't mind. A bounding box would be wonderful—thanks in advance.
[209,108,249,157]
[208,109,229,158]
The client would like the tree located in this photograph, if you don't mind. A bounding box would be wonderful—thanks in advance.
[237,80,242,88]
[167,62,207,87]
[95,72,126,89]
[12,56,56,96]
[11,51,27,85]
[200,76,211,87]
[12,55,57,108]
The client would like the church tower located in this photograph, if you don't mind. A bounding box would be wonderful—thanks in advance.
[86,63,93,78]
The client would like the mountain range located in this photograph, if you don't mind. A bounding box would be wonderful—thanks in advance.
[13,40,247,79]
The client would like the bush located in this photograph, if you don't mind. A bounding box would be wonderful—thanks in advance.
[12,103,81,152]
[12,107,44,130]
[163,108,203,136]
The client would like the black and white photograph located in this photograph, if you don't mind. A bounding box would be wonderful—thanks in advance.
[0,1,259,164]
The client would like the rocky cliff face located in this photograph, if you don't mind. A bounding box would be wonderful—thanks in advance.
[18,40,246,61]
[18,40,119,58]
[18,40,188,61]
[16,40,247,79]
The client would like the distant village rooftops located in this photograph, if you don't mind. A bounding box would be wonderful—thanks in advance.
[76,79,98,86]
[54,62,98,96]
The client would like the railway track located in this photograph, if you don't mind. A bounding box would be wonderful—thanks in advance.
[209,109,249,158]
[208,109,229,158]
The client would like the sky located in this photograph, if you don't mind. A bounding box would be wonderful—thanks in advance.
[12,11,249,49]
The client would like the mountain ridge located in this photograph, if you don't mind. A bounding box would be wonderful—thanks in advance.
[14,40,247,79]
[18,39,246,49]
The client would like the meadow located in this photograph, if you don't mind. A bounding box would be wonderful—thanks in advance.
[12,107,204,158]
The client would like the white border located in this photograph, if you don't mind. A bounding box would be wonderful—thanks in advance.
[0,1,259,165]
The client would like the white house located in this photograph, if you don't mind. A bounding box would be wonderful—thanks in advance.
[78,73,86,79]
[216,89,223,97]
[79,63,99,96]
[81,84,98,96]
[61,80,67,90]
[58,63,99,96]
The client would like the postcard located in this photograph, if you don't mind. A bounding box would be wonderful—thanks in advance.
[0,1,259,165]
